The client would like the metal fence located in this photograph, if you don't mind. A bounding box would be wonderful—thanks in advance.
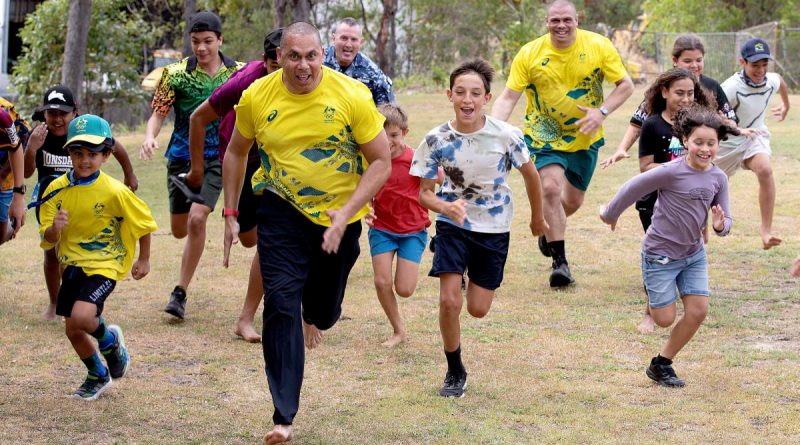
[612,21,800,91]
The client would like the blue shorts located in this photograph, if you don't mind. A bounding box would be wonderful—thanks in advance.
[0,189,11,223]
[641,247,709,309]
[429,221,509,291]
[368,227,427,263]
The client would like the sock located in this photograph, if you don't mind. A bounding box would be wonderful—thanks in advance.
[444,346,465,376]
[654,354,673,366]
[548,240,566,264]
[90,317,117,354]
[81,352,108,378]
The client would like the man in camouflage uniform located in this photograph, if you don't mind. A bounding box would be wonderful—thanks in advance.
[324,17,394,105]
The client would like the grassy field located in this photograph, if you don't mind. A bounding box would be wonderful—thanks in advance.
[1,83,799,445]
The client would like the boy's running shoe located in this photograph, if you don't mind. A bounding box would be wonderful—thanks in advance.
[646,357,686,387]
[550,261,575,287]
[439,370,468,398]
[73,373,112,401]
[165,286,187,319]
[104,325,130,379]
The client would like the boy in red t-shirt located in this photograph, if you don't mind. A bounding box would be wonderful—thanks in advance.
[367,104,441,347]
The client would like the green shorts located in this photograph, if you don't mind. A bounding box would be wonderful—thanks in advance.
[166,158,222,214]
[531,139,603,192]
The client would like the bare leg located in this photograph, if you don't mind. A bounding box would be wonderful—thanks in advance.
[170,213,189,239]
[745,154,781,249]
[538,165,568,242]
[464,280,495,319]
[372,252,405,347]
[638,304,655,334]
[439,273,464,352]
[41,248,61,321]
[177,203,212,289]
[264,424,293,444]
[657,295,708,359]
[302,321,322,350]
[65,301,101,359]
[235,251,263,343]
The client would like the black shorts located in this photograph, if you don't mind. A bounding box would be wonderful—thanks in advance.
[167,158,222,214]
[237,161,260,233]
[56,266,117,317]
[429,221,510,290]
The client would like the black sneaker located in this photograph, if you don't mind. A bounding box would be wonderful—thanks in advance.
[549,261,575,287]
[164,286,187,319]
[103,325,130,379]
[439,370,468,398]
[646,358,686,387]
[538,235,552,257]
[429,235,436,253]
[73,372,112,401]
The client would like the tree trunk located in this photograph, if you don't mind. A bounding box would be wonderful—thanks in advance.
[375,0,397,77]
[292,0,311,23]
[274,0,288,28]
[61,0,91,107]
[275,0,311,27]
[182,0,197,57]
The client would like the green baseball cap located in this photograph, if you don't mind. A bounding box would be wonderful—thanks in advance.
[64,114,113,151]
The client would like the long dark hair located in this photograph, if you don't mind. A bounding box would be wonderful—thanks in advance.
[642,68,714,116]
[673,104,740,142]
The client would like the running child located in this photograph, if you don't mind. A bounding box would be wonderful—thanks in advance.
[38,115,157,400]
[410,59,547,397]
[367,103,440,347]
[601,34,737,168]
[630,68,715,333]
[716,37,789,250]
[0,105,29,244]
[24,85,138,321]
[600,105,736,387]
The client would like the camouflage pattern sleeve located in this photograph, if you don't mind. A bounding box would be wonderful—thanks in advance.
[151,65,177,118]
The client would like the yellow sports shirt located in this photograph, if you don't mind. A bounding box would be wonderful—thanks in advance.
[39,171,157,281]
[507,29,627,152]
[235,66,385,226]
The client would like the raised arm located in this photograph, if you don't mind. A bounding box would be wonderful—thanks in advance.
[491,88,523,122]
[418,178,466,226]
[577,76,634,137]
[24,123,47,178]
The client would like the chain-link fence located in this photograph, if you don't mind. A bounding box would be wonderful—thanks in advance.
[612,22,800,91]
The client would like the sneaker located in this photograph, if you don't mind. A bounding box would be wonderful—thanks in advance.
[164,286,187,319]
[438,370,468,398]
[646,358,686,387]
[103,325,130,379]
[73,373,112,401]
[549,261,575,287]
[538,235,552,258]
[429,235,436,253]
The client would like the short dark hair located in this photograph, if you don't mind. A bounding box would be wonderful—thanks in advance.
[377,103,408,130]
[280,22,322,49]
[449,59,494,94]
[673,104,740,142]
[671,34,705,59]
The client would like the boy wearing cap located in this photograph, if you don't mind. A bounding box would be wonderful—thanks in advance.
[186,27,282,341]
[24,85,138,321]
[717,37,790,250]
[0,104,28,244]
[139,11,243,320]
[39,115,156,400]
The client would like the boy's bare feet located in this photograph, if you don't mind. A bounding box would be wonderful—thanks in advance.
[760,229,782,250]
[637,314,655,334]
[381,332,406,347]
[41,304,58,321]
[264,424,292,444]
[302,321,323,349]
[234,319,261,343]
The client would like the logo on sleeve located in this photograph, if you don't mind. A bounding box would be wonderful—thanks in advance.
[541,58,550,66]
[267,109,278,122]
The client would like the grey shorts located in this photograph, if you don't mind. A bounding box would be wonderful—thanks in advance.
[167,158,222,214]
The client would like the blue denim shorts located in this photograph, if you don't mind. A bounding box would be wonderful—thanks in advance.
[0,189,12,223]
[641,247,709,309]
[368,227,427,263]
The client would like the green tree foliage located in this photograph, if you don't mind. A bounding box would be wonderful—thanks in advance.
[642,0,800,32]
[214,0,276,61]
[11,0,150,116]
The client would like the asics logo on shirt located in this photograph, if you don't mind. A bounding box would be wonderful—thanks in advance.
[267,110,278,122]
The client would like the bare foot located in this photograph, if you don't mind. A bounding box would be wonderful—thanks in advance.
[637,315,655,334]
[760,231,782,250]
[302,321,323,350]
[234,319,262,343]
[41,304,58,321]
[381,332,406,348]
[264,424,292,444]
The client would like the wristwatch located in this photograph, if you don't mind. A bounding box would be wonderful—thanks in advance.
[12,185,26,195]
[222,208,239,217]
[599,105,609,117]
